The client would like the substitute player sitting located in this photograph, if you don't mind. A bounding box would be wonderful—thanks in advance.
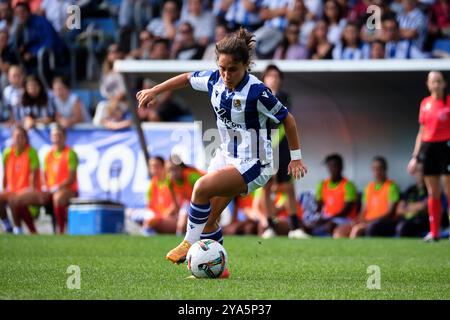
[137,27,307,265]
[166,156,204,236]
[1,126,41,234]
[43,124,79,234]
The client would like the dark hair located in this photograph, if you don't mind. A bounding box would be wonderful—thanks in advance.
[215,27,255,68]
[324,153,343,168]
[151,156,165,166]
[278,22,300,60]
[50,122,66,136]
[13,125,29,144]
[341,22,362,48]
[372,156,387,171]
[262,64,284,81]
[427,70,447,103]
[14,1,30,12]
[323,0,343,24]
[22,74,48,107]
[371,39,385,49]
[52,75,70,88]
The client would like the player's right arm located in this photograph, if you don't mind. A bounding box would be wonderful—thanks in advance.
[407,125,423,175]
[136,73,192,108]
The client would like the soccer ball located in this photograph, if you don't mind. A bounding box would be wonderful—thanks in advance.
[186,239,228,278]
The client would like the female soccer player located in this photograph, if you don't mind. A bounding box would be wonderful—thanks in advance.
[407,71,450,242]
[137,28,308,264]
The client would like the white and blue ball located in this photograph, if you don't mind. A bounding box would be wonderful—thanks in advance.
[186,239,228,278]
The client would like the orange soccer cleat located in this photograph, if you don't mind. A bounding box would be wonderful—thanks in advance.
[166,240,191,264]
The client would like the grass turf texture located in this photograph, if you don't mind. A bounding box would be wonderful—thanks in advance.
[1,235,449,299]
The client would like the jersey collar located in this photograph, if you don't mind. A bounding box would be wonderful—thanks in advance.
[234,72,250,92]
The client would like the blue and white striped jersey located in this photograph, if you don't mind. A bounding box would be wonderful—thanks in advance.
[189,70,289,163]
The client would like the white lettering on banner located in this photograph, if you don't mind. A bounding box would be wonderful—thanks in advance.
[170,129,192,164]
[132,152,150,193]
[97,145,135,193]
[74,144,100,192]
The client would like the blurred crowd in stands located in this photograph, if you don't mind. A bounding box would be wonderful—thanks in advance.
[0,0,449,130]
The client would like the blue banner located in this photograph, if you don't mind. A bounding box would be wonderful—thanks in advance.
[0,123,205,208]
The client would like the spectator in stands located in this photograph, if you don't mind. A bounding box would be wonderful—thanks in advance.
[0,30,18,90]
[323,0,347,45]
[254,0,296,58]
[425,0,450,53]
[182,0,215,47]
[138,78,191,122]
[379,16,427,59]
[17,74,55,130]
[42,124,78,234]
[347,156,401,238]
[38,0,71,33]
[312,154,358,238]
[369,40,386,59]
[303,0,323,19]
[146,0,180,41]
[12,0,42,13]
[171,21,205,59]
[98,99,133,130]
[118,0,152,52]
[396,162,430,237]
[127,30,153,60]
[149,38,171,59]
[50,76,89,128]
[202,24,229,60]
[142,156,178,235]
[12,2,66,74]
[307,20,334,59]
[332,22,366,59]
[214,0,262,32]
[0,126,42,234]
[273,22,308,59]
[397,0,427,50]
[287,0,316,47]
[0,1,14,32]
[166,155,204,236]
[2,65,24,125]
[93,43,127,126]
[336,0,351,18]
[223,193,259,236]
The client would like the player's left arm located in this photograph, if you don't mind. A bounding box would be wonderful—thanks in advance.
[283,112,308,180]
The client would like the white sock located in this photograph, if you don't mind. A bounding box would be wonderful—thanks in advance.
[184,202,211,245]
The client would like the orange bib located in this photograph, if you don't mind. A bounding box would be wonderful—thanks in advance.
[148,177,174,217]
[364,180,393,221]
[45,146,78,192]
[322,178,357,219]
[5,146,39,192]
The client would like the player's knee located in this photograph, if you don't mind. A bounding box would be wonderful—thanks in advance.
[192,177,212,201]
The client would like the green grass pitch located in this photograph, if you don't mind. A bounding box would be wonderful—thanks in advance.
[1,235,449,299]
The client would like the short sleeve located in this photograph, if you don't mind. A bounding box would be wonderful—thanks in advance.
[256,87,289,124]
[28,147,40,170]
[189,70,216,92]
[388,183,401,203]
[344,181,357,202]
[68,149,78,171]
[418,98,426,125]
[2,147,11,168]
[187,171,202,186]
[315,180,324,202]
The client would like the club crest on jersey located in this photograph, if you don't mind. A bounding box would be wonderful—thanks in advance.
[233,99,242,110]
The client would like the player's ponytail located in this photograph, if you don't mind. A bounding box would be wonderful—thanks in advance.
[215,27,255,69]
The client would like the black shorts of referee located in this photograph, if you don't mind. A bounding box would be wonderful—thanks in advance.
[418,140,450,176]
